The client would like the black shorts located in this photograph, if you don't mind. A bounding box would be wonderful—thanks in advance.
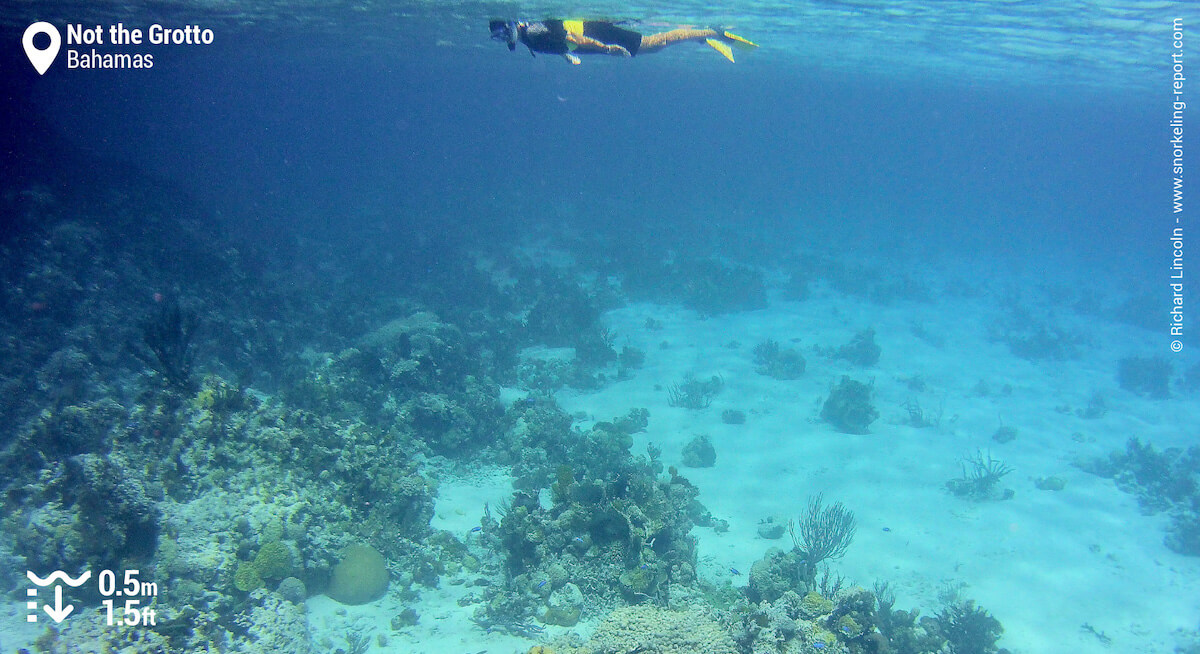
[579,21,642,56]
[527,20,643,56]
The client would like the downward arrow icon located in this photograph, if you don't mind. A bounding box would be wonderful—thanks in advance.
[42,585,74,623]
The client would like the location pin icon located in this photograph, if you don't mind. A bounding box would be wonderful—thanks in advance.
[23,22,61,75]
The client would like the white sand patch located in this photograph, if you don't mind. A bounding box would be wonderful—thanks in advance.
[430,463,514,536]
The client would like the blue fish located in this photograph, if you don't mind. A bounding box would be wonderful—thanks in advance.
[730,567,741,576]
[470,526,482,533]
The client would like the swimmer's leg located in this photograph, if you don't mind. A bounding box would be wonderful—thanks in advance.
[640,28,758,61]
[638,28,720,53]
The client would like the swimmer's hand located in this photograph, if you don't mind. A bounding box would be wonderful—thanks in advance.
[606,44,631,57]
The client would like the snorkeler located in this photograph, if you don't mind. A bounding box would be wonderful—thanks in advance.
[489,19,758,64]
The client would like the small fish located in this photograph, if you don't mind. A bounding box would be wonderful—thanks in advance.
[729,567,741,576]
[573,537,584,543]
[640,563,649,569]
[882,526,891,532]
[813,642,826,650]
[470,526,482,533]
[537,580,548,589]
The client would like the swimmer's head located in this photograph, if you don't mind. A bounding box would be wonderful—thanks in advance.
[489,20,519,51]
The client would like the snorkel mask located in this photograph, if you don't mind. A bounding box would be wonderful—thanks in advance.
[489,20,519,51]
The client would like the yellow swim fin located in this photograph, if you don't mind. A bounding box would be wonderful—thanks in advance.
[722,31,759,49]
[705,38,736,62]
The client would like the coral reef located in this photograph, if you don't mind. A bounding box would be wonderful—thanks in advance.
[747,548,810,604]
[721,409,747,424]
[990,423,1017,443]
[747,495,857,602]
[835,328,881,366]
[821,377,879,434]
[0,167,1019,654]
[473,405,717,629]
[1117,355,1172,398]
[134,302,200,391]
[286,311,504,455]
[872,581,945,654]
[617,344,645,377]
[668,374,724,409]
[19,397,126,459]
[734,577,1005,654]
[232,541,298,594]
[902,397,944,429]
[731,587,888,654]
[586,604,738,654]
[1033,476,1066,491]
[757,516,787,540]
[1081,438,1198,510]
[1074,391,1108,419]
[680,259,770,315]
[481,463,706,622]
[1079,438,1200,555]
[235,589,315,653]
[26,606,177,654]
[935,600,1004,654]
[681,434,717,468]
[946,451,1014,502]
[753,339,807,379]
[793,494,858,569]
[7,452,160,576]
[618,248,770,315]
[326,543,390,605]
[990,305,1084,361]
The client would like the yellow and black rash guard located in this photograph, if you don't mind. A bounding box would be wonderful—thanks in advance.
[519,20,643,56]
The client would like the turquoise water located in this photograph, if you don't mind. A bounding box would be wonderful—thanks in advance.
[1,1,1195,652]
[7,0,1176,86]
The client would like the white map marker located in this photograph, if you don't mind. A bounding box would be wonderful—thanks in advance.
[23,22,61,75]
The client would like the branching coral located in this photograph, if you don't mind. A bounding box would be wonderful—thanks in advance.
[946,451,1013,501]
[936,599,1003,654]
[752,339,806,379]
[779,493,858,590]
[792,494,857,566]
[134,302,199,390]
[667,374,723,409]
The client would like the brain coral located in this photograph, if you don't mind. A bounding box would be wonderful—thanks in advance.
[587,605,737,654]
[326,543,389,605]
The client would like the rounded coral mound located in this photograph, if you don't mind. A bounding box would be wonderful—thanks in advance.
[326,543,389,605]
[587,605,737,654]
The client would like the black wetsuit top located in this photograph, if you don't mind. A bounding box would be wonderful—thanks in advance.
[519,20,643,56]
